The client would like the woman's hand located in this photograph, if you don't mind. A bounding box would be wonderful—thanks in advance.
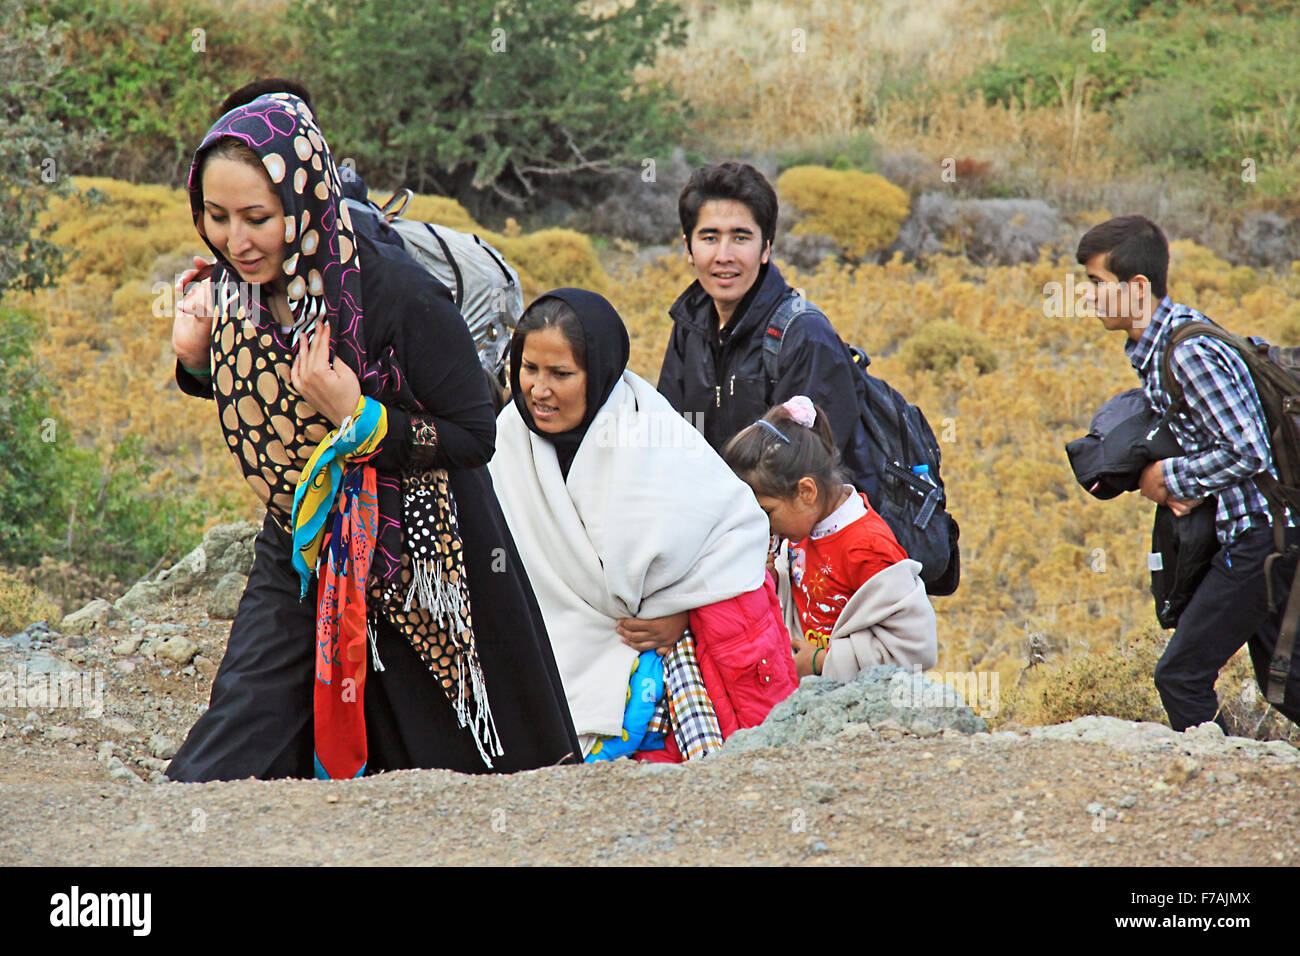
[291,318,362,428]
[617,611,689,656]
[172,255,215,369]
[791,634,820,678]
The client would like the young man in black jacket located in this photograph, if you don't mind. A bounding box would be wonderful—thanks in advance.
[657,162,879,502]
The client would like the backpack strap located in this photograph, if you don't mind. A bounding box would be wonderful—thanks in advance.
[761,293,807,386]
[1163,321,1300,704]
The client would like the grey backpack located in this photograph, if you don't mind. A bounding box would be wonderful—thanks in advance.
[344,190,524,383]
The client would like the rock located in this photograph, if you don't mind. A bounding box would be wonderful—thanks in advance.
[148,734,179,759]
[23,651,79,676]
[1164,756,1201,786]
[111,635,143,657]
[909,719,939,738]
[43,725,79,742]
[1185,720,1226,741]
[149,771,168,785]
[158,636,198,666]
[102,716,140,738]
[207,572,247,620]
[115,522,259,614]
[1218,770,1240,785]
[3,621,52,649]
[1117,794,1138,809]
[806,839,830,856]
[802,782,838,804]
[96,742,115,762]
[139,756,170,772]
[1085,802,1104,816]
[59,599,117,636]
[193,655,217,679]
[890,194,1065,266]
[727,665,984,752]
[874,718,905,739]
[106,756,143,786]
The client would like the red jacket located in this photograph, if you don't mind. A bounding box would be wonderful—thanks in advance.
[636,573,798,762]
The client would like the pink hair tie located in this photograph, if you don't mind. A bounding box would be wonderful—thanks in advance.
[782,395,816,428]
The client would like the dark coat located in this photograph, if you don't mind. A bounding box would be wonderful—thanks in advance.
[168,231,581,780]
[657,261,879,501]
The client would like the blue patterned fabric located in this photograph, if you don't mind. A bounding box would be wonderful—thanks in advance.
[584,651,666,762]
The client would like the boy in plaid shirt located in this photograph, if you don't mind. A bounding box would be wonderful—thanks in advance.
[1078,215,1300,731]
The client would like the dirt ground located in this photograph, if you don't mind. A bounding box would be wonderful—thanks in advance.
[2,598,1299,867]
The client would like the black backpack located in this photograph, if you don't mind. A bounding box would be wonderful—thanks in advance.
[1161,320,1300,705]
[762,295,961,596]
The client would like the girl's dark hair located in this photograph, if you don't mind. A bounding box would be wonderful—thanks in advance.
[722,401,844,504]
[512,295,587,371]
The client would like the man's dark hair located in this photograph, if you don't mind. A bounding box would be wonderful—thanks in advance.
[218,79,313,118]
[679,161,778,252]
[1075,214,1169,301]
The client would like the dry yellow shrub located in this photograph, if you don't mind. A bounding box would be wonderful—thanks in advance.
[0,570,63,636]
[994,628,1169,728]
[776,167,910,258]
[897,318,998,374]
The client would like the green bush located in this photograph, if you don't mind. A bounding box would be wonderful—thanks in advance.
[0,305,203,585]
[972,0,1300,177]
[34,0,298,184]
[291,0,687,211]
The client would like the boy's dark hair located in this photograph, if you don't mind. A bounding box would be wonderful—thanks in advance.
[511,295,587,373]
[219,79,314,118]
[679,161,778,252]
[1075,214,1169,302]
[722,401,845,505]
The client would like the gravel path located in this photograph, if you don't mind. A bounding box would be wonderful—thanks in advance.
[3,591,1299,866]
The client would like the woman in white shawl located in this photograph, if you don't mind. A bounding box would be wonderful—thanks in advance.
[489,289,795,758]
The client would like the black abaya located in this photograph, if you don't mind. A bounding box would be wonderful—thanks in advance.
[166,233,580,781]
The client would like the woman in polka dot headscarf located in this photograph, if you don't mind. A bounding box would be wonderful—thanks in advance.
[166,92,580,781]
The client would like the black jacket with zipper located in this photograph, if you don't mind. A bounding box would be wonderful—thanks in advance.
[657,261,879,503]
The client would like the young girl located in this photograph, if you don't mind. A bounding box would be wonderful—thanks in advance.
[723,396,937,680]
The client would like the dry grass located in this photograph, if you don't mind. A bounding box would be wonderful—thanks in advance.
[645,0,1008,153]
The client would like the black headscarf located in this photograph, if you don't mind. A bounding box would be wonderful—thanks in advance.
[509,288,630,478]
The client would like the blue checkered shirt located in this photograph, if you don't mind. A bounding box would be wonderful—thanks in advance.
[1125,296,1291,546]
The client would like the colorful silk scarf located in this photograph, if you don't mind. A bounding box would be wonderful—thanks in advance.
[291,396,387,779]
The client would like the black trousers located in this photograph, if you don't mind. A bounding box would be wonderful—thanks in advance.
[167,510,580,781]
[1154,525,1300,731]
